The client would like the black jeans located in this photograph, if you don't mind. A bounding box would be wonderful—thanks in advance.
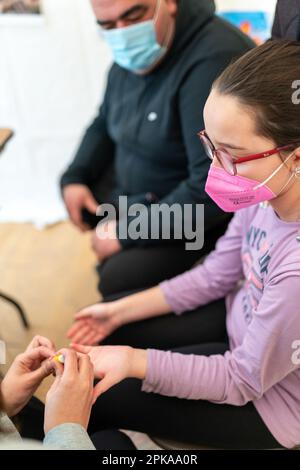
[16,397,136,450]
[97,219,230,298]
[88,292,282,450]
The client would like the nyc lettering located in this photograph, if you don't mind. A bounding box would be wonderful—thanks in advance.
[246,226,267,251]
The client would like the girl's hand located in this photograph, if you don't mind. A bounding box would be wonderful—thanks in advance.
[1,336,56,417]
[71,343,147,402]
[44,349,94,434]
[67,287,171,346]
[67,302,121,345]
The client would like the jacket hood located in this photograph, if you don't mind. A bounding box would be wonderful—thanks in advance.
[171,0,216,55]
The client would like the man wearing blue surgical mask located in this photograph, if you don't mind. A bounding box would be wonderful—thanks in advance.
[61,0,254,299]
[100,0,175,73]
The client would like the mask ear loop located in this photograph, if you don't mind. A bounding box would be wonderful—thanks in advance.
[153,0,162,23]
[277,164,300,196]
[275,171,297,197]
[253,151,295,192]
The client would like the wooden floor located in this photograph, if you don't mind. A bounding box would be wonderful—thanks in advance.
[0,222,160,450]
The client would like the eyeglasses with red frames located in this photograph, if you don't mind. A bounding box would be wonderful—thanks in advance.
[198,130,298,176]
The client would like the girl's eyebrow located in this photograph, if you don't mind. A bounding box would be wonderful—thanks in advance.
[215,141,246,151]
[204,131,246,151]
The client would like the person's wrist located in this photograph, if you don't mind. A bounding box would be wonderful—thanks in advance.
[129,348,147,380]
[45,418,87,435]
[109,299,128,328]
[0,380,17,417]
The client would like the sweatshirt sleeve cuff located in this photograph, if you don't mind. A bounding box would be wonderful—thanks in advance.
[159,279,186,315]
[44,423,95,450]
[141,349,172,394]
[60,174,89,190]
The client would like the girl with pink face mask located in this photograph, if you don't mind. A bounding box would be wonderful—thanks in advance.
[68,41,300,450]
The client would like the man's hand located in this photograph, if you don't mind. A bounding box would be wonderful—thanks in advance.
[1,336,56,417]
[63,184,99,232]
[91,220,122,262]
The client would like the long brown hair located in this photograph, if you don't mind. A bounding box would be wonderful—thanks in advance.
[213,40,300,148]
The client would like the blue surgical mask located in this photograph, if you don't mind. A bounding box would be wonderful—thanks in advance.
[101,0,168,73]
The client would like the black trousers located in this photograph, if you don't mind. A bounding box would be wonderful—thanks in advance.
[16,397,136,450]
[87,292,282,450]
[97,220,230,298]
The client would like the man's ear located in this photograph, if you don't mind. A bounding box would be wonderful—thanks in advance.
[165,0,178,17]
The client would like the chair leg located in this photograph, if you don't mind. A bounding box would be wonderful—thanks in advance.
[0,292,30,329]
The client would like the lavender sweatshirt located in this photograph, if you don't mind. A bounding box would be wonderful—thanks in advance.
[141,203,300,449]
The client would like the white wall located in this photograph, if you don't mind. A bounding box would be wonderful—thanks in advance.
[0,0,112,226]
[216,0,277,12]
[0,0,277,227]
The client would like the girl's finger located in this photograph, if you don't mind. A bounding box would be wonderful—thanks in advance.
[69,325,94,344]
[70,343,92,355]
[67,319,88,338]
[81,331,101,346]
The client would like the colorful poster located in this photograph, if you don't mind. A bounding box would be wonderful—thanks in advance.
[218,11,272,44]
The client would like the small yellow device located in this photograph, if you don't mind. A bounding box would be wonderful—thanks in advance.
[53,354,65,364]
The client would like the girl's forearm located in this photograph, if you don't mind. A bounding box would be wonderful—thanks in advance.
[113,286,172,327]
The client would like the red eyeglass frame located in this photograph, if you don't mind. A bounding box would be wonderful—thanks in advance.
[198,130,296,176]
